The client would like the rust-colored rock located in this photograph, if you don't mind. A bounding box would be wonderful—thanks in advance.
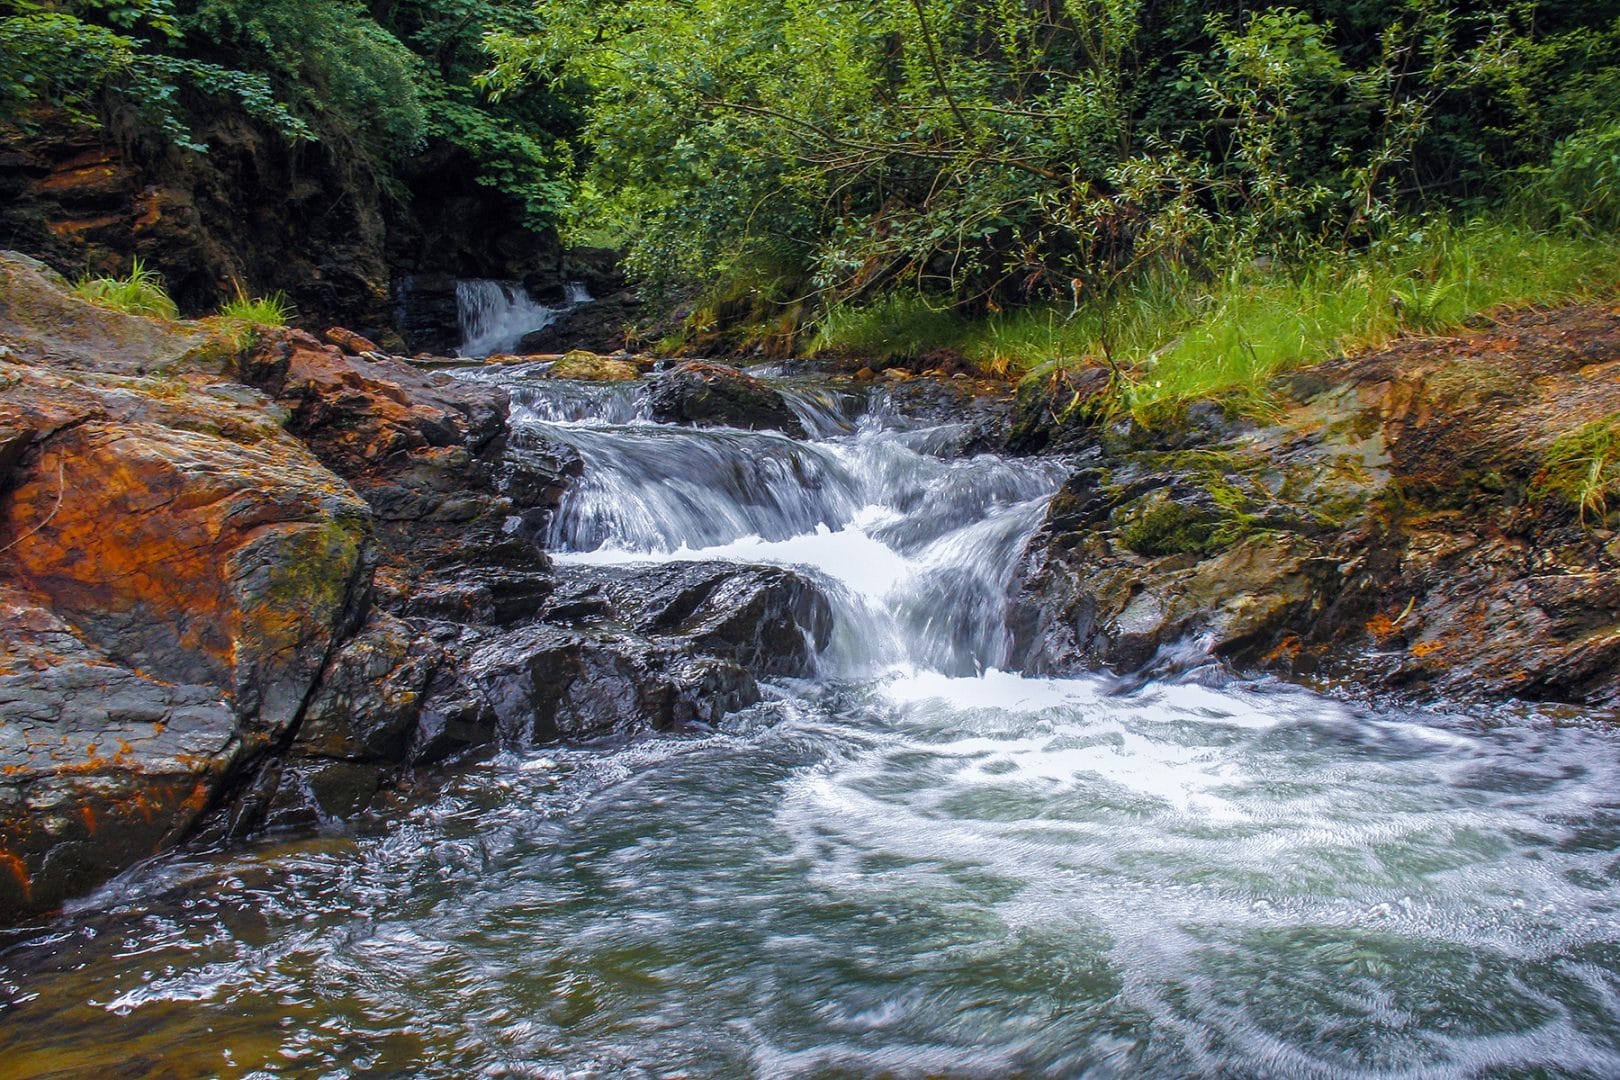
[324,326,382,355]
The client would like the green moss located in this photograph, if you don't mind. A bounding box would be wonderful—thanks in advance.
[1120,498,1230,557]
[1532,415,1620,525]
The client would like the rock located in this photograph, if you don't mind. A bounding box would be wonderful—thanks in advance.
[403,561,832,756]
[1003,366,1112,455]
[646,360,806,436]
[0,250,237,377]
[546,350,642,381]
[324,326,382,354]
[450,624,761,746]
[516,289,640,354]
[0,589,240,916]
[1011,303,1620,707]
[552,561,834,677]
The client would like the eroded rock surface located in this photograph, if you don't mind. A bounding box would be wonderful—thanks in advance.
[1011,304,1620,706]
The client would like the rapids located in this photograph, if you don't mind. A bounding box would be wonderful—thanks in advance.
[3,369,1620,1078]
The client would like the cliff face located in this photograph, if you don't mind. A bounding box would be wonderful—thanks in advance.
[0,109,565,348]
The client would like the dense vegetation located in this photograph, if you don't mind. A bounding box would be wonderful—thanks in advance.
[7,0,1620,410]
[485,0,1618,409]
[0,0,579,227]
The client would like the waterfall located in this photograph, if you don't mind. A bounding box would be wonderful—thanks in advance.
[455,279,594,357]
[519,377,1067,676]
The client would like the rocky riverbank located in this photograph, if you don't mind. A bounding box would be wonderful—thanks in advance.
[2,246,1617,922]
[0,251,828,918]
[1006,303,1620,706]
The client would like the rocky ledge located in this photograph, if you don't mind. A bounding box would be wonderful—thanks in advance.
[1007,303,1620,707]
[0,252,831,919]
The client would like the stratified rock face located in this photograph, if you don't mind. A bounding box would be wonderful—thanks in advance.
[647,361,807,436]
[0,254,375,916]
[1010,305,1620,707]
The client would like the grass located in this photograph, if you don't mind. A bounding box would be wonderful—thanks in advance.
[73,258,178,319]
[810,215,1620,424]
[215,284,296,347]
[1533,416,1620,525]
[217,287,295,327]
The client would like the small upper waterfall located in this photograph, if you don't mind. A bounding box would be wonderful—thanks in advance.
[456,279,593,357]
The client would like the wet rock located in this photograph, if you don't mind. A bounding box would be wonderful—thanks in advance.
[646,360,807,436]
[450,624,760,746]
[1011,304,1620,707]
[552,561,834,677]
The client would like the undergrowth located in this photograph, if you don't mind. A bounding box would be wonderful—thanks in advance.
[73,258,178,319]
[810,216,1620,424]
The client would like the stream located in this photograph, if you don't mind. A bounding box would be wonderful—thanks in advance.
[3,369,1620,1077]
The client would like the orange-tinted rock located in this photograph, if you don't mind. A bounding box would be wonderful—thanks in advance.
[324,326,382,355]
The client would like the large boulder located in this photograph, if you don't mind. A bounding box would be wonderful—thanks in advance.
[0,256,376,916]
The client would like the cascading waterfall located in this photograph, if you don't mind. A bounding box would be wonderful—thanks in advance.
[6,366,1620,1078]
[456,279,593,357]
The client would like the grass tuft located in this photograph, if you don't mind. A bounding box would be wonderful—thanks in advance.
[1533,416,1620,525]
[73,258,178,319]
[218,286,295,327]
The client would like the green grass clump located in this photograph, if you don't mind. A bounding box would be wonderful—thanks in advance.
[811,293,973,363]
[1533,416,1620,525]
[810,215,1620,424]
[73,258,178,319]
[217,288,295,327]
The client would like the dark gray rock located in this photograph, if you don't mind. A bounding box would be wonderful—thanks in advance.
[646,361,807,436]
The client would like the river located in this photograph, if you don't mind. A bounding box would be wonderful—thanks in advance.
[2,368,1618,1077]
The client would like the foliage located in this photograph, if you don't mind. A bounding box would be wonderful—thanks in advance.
[813,214,1620,422]
[1533,415,1620,525]
[73,257,179,318]
[0,0,579,225]
[1530,120,1620,234]
[488,0,1620,311]
[0,4,310,149]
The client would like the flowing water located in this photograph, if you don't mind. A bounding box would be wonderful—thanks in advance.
[457,281,593,358]
[5,372,1620,1078]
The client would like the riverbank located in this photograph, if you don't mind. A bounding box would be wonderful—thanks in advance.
[2,247,1617,928]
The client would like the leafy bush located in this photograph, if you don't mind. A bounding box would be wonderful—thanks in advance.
[73,258,179,318]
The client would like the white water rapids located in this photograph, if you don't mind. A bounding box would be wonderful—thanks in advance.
[3,368,1620,1078]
